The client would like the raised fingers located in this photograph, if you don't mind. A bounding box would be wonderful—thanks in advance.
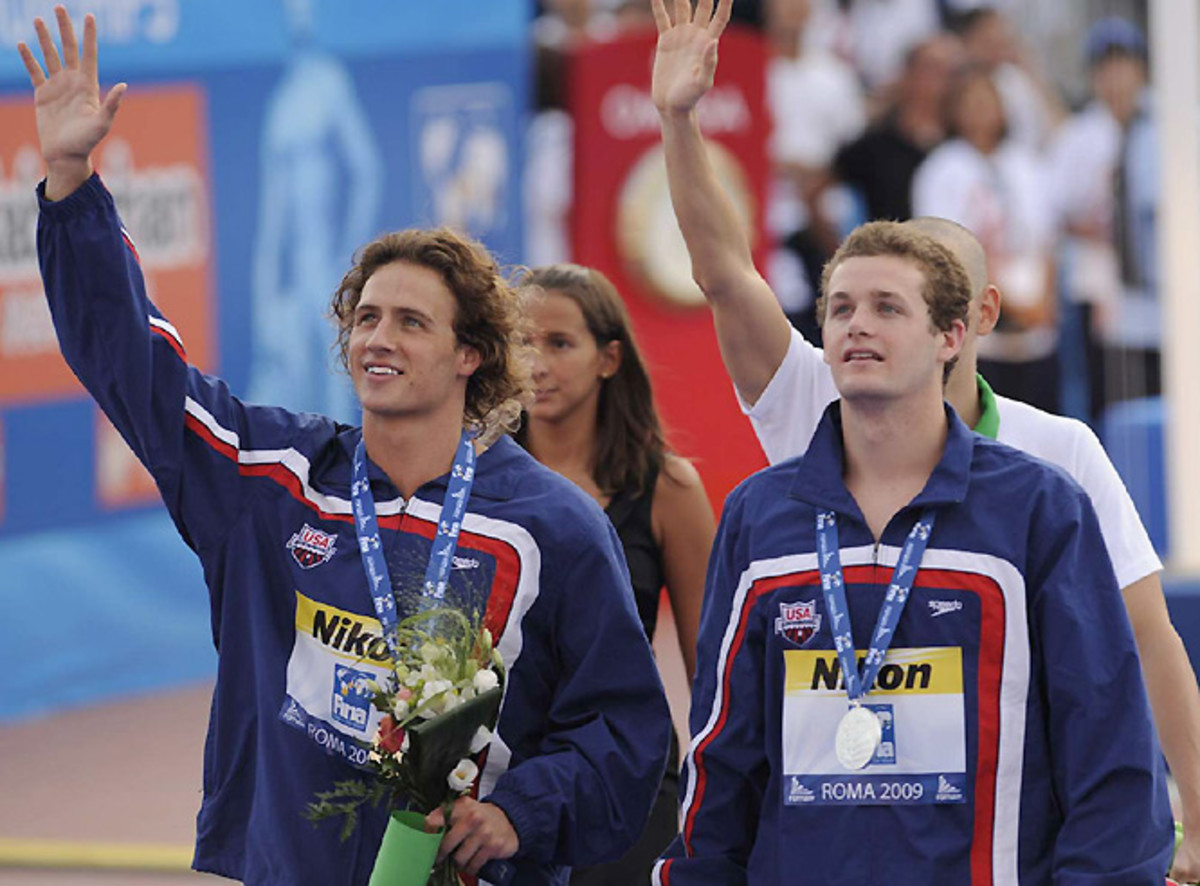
[17,42,46,87]
[672,0,691,28]
[56,6,79,69]
[33,17,62,75]
[649,0,671,33]
[710,0,733,36]
[694,0,714,27]
[82,13,98,81]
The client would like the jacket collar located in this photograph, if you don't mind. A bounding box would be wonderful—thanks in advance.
[788,400,974,516]
[334,428,521,502]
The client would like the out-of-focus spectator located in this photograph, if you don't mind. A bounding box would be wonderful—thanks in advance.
[951,6,1065,150]
[1086,16,1161,414]
[524,42,573,266]
[912,64,1059,412]
[525,0,658,267]
[763,0,866,340]
[840,0,943,93]
[1047,15,1150,424]
[833,32,964,223]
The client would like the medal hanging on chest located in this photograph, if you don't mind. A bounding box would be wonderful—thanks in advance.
[834,703,884,770]
[816,508,936,771]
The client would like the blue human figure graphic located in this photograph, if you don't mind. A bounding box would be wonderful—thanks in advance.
[247,0,382,421]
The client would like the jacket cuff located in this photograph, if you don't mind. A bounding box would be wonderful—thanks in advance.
[37,172,108,216]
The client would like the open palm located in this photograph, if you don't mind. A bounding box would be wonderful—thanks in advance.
[18,8,125,172]
[650,0,731,114]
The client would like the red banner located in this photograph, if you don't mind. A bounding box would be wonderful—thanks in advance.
[570,26,770,510]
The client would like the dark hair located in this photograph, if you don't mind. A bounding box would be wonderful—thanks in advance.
[517,264,667,497]
[817,221,972,379]
[947,7,998,38]
[330,228,533,438]
[943,64,1009,144]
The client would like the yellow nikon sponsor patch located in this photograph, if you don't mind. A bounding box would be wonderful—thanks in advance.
[294,592,390,664]
[784,646,963,696]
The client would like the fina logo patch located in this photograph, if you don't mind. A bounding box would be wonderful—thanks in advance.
[776,600,822,646]
[928,600,963,618]
[331,664,374,733]
[287,524,338,569]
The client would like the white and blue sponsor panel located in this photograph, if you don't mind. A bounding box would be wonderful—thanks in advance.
[0,0,528,719]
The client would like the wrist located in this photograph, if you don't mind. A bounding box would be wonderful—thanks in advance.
[44,157,93,201]
[657,105,698,124]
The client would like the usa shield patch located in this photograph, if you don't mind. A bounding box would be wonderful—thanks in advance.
[776,599,821,646]
[287,524,338,569]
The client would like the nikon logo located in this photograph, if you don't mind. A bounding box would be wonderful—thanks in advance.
[311,611,390,663]
[811,656,932,693]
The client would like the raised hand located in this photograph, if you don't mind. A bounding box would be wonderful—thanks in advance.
[650,0,732,115]
[17,6,126,199]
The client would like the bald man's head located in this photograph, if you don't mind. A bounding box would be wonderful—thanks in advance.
[904,217,989,300]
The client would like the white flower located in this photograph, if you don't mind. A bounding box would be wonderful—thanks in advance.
[473,669,499,693]
[421,679,453,702]
[392,698,410,719]
[469,726,492,754]
[435,689,461,715]
[447,758,479,792]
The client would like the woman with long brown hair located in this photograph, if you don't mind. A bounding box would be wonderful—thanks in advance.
[517,263,714,883]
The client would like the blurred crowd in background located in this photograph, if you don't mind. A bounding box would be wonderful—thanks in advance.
[528,0,1159,433]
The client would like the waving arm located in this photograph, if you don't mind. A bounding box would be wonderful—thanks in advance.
[651,0,791,406]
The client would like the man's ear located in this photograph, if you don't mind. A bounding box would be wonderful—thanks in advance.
[976,284,1002,336]
[458,344,482,378]
[598,340,622,379]
[940,318,966,364]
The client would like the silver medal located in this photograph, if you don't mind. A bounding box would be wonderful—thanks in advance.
[835,704,882,770]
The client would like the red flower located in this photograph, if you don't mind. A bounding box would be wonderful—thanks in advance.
[377,715,406,755]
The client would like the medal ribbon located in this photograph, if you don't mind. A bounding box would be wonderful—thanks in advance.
[351,430,476,661]
[815,508,937,703]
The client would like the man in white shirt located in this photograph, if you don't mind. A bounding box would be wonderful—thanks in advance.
[651,1,1200,879]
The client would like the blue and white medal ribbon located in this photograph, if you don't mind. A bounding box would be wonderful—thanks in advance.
[816,507,936,769]
[350,430,477,662]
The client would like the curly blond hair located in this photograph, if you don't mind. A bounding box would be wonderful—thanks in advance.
[330,228,533,441]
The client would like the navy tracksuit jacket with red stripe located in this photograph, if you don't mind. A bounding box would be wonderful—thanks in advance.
[657,403,1172,885]
[38,175,671,886]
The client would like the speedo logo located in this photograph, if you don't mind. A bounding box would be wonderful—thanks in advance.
[295,592,389,663]
[928,600,963,617]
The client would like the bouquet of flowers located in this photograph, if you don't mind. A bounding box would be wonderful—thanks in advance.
[306,607,505,886]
